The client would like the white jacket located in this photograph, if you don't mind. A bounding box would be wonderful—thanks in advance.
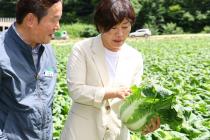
[61,35,143,140]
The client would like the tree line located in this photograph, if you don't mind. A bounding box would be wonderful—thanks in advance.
[1,0,210,34]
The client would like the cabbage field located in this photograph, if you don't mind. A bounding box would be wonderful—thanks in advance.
[52,35,210,140]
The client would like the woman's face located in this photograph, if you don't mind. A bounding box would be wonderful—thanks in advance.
[101,18,131,52]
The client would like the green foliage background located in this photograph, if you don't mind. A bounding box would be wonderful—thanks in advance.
[1,0,210,34]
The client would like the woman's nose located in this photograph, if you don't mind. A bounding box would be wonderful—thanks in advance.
[116,28,123,36]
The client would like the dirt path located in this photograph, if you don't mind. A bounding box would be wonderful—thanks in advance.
[129,33,210,40]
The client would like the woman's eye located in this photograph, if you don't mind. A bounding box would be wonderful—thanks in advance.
[122,26,128,29]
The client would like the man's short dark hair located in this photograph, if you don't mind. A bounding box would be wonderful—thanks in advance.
[94,0,135,32]
[16,0,62,24]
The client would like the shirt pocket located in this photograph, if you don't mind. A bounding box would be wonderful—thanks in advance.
[37,69,57,97]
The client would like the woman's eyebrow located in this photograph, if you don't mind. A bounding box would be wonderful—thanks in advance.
[122,21,130,25]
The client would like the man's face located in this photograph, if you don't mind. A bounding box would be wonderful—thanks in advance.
[33,1,62,45]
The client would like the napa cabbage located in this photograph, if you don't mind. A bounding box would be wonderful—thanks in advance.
[120,84,181,133]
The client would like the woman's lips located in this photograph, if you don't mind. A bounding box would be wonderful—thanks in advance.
[113,40,123,43]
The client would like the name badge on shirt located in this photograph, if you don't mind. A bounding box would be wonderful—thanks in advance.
[44,68,54,77]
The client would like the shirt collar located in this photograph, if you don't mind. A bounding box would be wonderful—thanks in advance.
[12,23,41,50]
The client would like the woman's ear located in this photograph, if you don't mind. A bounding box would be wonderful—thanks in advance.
[98,26,104,33]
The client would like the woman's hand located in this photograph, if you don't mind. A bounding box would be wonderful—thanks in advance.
[142,117,160,135]
[114,87,131,99]
[103,87,131,100]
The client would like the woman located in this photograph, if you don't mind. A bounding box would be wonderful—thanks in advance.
[61,0,160,139]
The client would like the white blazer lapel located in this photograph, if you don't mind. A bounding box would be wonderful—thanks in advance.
[91,35,109,87]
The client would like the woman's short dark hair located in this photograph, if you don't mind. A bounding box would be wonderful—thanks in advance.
[94,0,135,32]
[16,0,62,24]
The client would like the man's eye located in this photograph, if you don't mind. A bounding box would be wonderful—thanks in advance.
[51,18,60,23]
[112,27,117,29]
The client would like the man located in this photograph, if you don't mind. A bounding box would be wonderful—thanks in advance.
[0,0,62,139]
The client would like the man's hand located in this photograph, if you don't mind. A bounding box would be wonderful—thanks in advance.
[142,117,160,135]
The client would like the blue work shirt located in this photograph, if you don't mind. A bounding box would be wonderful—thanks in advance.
[0,25,57,140]
[12,23,41,70]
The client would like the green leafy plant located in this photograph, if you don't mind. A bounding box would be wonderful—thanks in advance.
[120,84,181,133]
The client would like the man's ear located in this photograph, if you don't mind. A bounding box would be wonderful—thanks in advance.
[24,13,38,27]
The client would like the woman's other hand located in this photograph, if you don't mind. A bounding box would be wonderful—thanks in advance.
[142,117,160,135]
